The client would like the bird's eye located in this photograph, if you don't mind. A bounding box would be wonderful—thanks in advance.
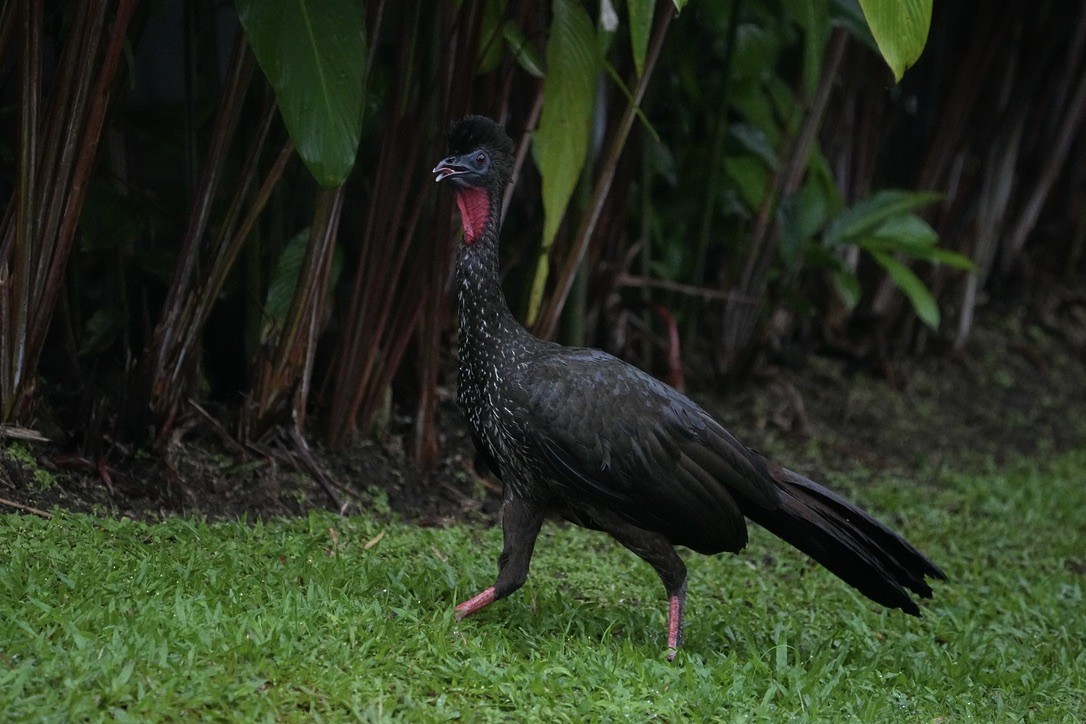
[475,152,487,167]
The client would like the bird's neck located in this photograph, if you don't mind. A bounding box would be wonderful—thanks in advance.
[454,188,533,363]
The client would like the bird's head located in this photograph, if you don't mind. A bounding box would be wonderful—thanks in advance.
[433,115,514,192]
[433,115,514,244]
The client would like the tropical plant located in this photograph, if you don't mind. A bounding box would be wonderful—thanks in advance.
[4,0,1082,499]
[0,1,138,421]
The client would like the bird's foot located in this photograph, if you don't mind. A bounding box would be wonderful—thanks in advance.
[454,586,497,620]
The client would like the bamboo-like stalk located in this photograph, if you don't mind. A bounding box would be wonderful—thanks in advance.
[292,188,346,432]
[248,185,344,437]
[2,0,135,420]
[321,0,485,449]
[32,0,136,373]
[534,3,673,340]
[171,99,284,403]
[31,1,98,297]
[0,1,17,63]
[683,0,745,347]
[413,0,520,465]
[1,0,42,420]
[1001,12,1086,273]
[717,28,848,373]
[955,114,1024,350]
[141,35,255,428]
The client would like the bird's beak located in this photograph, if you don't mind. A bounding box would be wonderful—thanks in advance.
[433,156,470,183]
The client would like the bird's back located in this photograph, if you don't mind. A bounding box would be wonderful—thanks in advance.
[490,344,782,553]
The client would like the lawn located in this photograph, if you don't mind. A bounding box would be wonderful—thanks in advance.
[2,450,1084,721]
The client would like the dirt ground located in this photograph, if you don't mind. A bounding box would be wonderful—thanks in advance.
[2,293,1085,525]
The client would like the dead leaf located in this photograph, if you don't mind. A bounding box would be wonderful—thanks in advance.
[364,530,386,550]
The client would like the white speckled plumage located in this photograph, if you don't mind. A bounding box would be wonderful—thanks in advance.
[435,115,945,658]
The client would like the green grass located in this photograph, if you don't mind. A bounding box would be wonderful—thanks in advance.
[2,452,1085,721]
[3,442,58,491]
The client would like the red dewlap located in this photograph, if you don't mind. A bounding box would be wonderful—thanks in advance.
[455,186,490,244]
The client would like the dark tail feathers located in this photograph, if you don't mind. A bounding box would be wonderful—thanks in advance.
[742,466,946,615]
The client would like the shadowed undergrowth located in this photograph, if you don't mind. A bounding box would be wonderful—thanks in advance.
[1,450,1084,720]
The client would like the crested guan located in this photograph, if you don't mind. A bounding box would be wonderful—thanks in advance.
[433,115,945,660]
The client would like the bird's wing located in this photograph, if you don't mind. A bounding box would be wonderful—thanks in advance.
[508,348,781,554]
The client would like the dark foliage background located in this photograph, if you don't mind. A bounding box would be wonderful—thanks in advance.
[1,0,1082,489]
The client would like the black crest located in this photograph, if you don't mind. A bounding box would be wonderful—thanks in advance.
[446,115,514,159]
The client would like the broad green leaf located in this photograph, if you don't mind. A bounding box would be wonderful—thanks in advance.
[527,0,599,324]
[728,83,776,140]
[479,0,510,73]
[860,235,974,270]
[723,154,772,211]
[925,247,974,270]
[779,179,831,272]
[263,229,312,335]
[857,0,932,82]
[824,189,940,247]
[806,146,845,218]
[263,228,342,339]
[236,0,366,187]
[672,0,689,11]
[870,214,938,249]
[783,0,830,96]
[778,196,808,273]
[870,250,940,329]
[765,72,799,123]
[729,74,792,149]
[859,215,970,269]
[833,268,862,309]
[80,305,127,356]
[731,23,780,87]
[503,22,545,78]
[628,0,654,78]
[729,123,778,169]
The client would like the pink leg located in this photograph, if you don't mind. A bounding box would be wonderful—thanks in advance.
[570,509,689,660]
[455,586,498,619]
[453,495,545,623]
[666,581,687,661]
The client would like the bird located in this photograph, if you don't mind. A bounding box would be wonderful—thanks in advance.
[432,114,945,660]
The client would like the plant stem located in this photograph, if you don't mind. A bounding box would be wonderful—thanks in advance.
[718,28,848,373]
[534,3,673,340]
